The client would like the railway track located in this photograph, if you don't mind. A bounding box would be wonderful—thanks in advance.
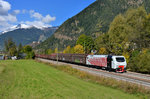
[36,58,150,88]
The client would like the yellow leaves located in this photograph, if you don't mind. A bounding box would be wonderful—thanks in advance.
[63,45,85,54]
[54,48,58,53]
[63,50,66,54]
[146,13,150,19]
[122,52,130,64]
[142,48,148,54]
[63,46,71,54]
[47,49,53,55]
[74,44,85,54]
[99,47,106,54]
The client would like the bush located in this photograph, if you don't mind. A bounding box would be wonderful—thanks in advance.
[23,45,35,59]
[129,50,150,73]
[25,51,35,59]
[36,59,150,96]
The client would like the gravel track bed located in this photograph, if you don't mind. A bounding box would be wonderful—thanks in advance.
[37,58,150,88]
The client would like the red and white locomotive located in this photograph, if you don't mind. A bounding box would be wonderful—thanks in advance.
[86,55,126,72]
[36,54,127,72]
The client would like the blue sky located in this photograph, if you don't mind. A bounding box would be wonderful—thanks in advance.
[0,0,96,31]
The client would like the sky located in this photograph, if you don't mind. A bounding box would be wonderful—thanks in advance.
[0,0,96,32]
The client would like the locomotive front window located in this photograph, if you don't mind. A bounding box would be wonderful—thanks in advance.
[116,57,125,62]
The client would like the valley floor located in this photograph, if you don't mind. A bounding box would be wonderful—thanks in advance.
[0,60,141,99]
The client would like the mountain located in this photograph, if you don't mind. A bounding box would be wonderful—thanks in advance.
[1,24,51,34]
[36,0,150,50]
[0,24,58,50]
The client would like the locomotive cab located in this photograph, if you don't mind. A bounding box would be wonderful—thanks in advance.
[107,55,112,71]
[111,56,127,72]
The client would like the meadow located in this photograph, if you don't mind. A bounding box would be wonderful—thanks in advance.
[0,60,143,99]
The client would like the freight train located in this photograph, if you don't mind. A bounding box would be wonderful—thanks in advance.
[35,53,127,72]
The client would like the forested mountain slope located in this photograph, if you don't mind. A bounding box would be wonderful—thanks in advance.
[36,0,150,50]
[0,26,57,50]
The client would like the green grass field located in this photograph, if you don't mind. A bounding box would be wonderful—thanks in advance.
[0,60,141,99]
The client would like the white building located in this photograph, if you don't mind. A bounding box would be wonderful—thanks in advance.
[0,55,4,60]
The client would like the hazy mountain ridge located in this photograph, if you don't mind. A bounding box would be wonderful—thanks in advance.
[36,0,150,50]
[0,25,58,50]
[1,24,54,34]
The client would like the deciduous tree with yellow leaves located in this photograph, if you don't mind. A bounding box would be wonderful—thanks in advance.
[74,44,84,54]
[63,46,71,53]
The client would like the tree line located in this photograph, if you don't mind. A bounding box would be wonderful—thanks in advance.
[4,38,35,59]
[43,6,150,74]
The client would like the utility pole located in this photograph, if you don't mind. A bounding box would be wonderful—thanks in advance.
[84,41,85,54]
[56,43,58,64]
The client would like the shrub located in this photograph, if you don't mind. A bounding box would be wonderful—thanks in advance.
[23,45,35,59]
[36,59,150,96]
[129,50,150,74]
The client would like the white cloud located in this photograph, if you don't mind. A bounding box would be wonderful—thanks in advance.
[7,14,17,22]
[0,0,19,32]
[13,10,20,15]
[0,14,17,31]
[29,10,56,22]
[22,9,27,14]
[0,14,17,22]
[29,10,34,14]
[31,12,43,19]
[0,15,5,21]
[0,0,56,32]
[21,10,56,28]
[0,0,11,15]
[0,21,13,31]
[42,15,56,23]
[25,21,51,27]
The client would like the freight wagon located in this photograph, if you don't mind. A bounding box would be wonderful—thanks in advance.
[36,54,127,72]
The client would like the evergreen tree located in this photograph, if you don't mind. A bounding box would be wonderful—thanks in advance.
[4,38,17,56]
[18,43,23,53]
